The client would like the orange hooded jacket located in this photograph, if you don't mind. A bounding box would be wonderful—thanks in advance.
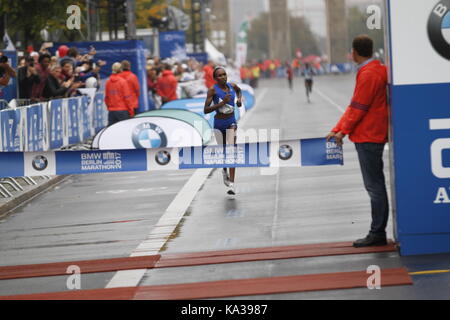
[119,70,140,110]
[105,73,135,116]
[332,60,388,143]
[156,70,178,102]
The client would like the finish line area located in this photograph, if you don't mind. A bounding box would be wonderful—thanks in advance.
[0,76,449,300]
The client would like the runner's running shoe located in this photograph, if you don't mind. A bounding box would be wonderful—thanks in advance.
[227,183,235,195]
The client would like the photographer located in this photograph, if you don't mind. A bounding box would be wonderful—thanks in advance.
[18,56,40,99]
[0,53,16,91]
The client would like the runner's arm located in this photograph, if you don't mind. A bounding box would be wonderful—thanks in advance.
[231,83,242,107]
[204,87,227,114]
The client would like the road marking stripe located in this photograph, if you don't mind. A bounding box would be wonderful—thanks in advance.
[409,269,450,276]
[315,87,346,113]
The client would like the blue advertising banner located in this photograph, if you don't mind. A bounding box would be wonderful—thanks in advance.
[26,104,44,152]
[0,108,21,151]
[55,149,148,175]
[0,138,343,178]
[67,98,80,145]
[388,0,450,255]
[80,96,91,140]
[48,99,64,150]
[0,152,23,177]
[0,51,18,102]
[159,31,187,60]
[52,40,150,113]
[93,93,107,133]
[187,52,208,65]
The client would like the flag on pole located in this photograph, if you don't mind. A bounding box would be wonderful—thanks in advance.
[235,20,249,68]
[3,31,16,51]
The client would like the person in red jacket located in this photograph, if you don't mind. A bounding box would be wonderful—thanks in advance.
[326,35,389,248]
[156,64,178,104]
[120,60,140,113]
[105,62,134,126]
[203,60,215,89]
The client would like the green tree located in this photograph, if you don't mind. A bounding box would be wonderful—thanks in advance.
[0,0,86,49]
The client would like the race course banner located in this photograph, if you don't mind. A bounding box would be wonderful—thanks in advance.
[0,138,343,178]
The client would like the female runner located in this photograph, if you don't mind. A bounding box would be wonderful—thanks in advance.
[204,66,243,195]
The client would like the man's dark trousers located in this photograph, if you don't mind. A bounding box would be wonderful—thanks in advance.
[355,142,389,237]
[108,110,130,126]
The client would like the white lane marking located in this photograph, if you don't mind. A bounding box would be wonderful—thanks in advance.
[106,88,267,289]
[315,87,345,113]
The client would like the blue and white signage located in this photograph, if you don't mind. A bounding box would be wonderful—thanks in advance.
[388,0,450,255]
[159,31,187,60]
[0,138,343,178]
[97,117,204,150]
[0,108,22,151]
[48,99,64,150]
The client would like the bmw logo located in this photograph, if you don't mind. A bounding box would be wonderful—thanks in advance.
[32,155,48,171]
[428,0,450,60]
[132,123,168,149]
[155,150,171,166]
[278,145,293,161]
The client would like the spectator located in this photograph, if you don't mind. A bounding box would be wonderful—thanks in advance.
[18,56,40,99]
[77,59,105,87]
[203,60,215,89]
[0,53,17,99]
[120,60,140,113]
[104,62,134,126]
[156,63,178,105]
[59,47,79,68]
[57,45,69,59]
[61,60,74,82]
[250,63,260,88]
[31,53,51,101]
[43,65,81,99]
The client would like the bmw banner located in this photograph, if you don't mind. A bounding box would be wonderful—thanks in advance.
[93,92,107,133]
[0,138,343,178]
[67,98,80,145]
[388,0,450,255]
[0,108,22,152]
[25,104,44,152]
[48,99,64,150]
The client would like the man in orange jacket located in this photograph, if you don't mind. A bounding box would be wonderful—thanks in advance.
[203,60,215,89]
[326,35,389,248]
[156,64,178,104]
[120,60,140,114]
[105,62,135,126]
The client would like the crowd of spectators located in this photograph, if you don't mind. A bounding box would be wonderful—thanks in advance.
[3,43,106,103]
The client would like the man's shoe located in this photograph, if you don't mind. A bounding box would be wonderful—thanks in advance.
[353,234,387,248]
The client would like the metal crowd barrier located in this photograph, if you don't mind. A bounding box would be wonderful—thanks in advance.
[0,93,108,198]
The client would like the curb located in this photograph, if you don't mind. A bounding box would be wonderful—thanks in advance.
[0,175,71,220]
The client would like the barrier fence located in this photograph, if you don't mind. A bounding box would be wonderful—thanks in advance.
[0,92,108,152]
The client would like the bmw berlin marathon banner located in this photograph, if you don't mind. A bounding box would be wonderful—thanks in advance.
[0,138,343,178]
[388,0,450,255]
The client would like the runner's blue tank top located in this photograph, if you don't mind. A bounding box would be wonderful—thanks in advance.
[213,83,236,113]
